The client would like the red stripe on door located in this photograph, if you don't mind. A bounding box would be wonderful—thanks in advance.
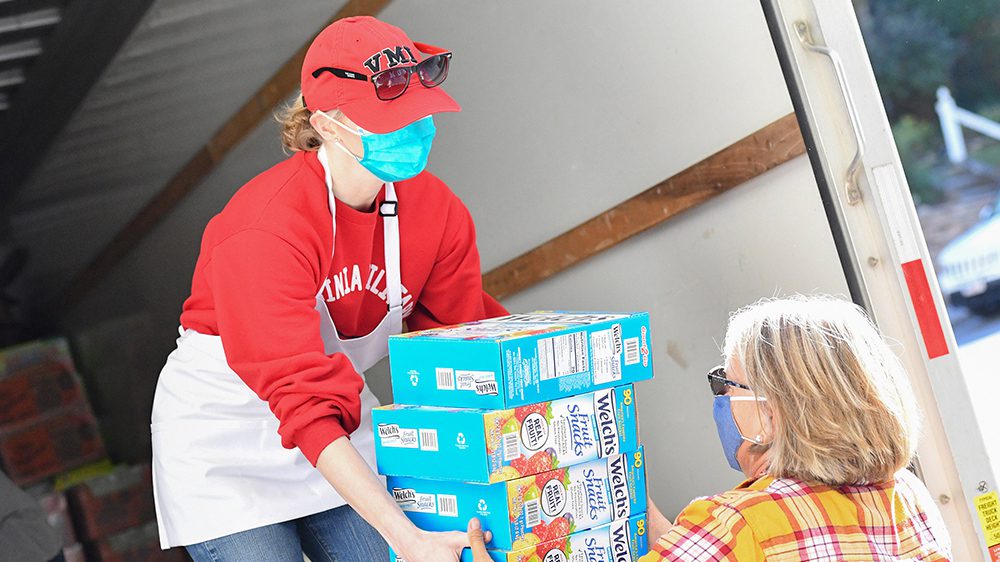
[901,259,949,359]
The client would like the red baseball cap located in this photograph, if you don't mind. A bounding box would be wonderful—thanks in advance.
[301,16,461,134]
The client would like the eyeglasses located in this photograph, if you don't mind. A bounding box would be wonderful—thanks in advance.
[311,43,452,101]
[707,365,752,396]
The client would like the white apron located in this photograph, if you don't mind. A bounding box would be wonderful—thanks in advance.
[151,148,402,549]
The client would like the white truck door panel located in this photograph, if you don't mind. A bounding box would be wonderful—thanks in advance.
[761,1,998,559]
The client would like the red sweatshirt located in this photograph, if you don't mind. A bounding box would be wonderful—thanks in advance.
[180,150,507,465]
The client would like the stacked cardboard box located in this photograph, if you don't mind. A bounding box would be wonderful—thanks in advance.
[374,312,654,562]
[0,339,105,485]
[1,338,186,561]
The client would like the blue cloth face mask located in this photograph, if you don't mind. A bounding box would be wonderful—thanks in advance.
[712,395,766,472]
[322,112,436,182]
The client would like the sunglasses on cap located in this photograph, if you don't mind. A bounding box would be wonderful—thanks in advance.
[707,365,752,396]
[311,42,451,102]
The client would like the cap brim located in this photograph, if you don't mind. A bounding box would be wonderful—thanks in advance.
[340,83,461,134]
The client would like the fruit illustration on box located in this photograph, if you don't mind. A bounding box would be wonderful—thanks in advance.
[373,385,640,485]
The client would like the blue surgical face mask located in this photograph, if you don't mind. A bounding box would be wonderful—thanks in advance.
[321,112,436,182]
[712,395,766,473]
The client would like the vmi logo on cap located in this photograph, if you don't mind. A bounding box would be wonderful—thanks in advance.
[364,46,418,73]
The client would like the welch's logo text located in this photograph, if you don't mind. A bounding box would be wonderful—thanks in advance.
[475,378,499,396]
[392,488,416,505]
[607,453,631,520]
[378,423,401,440]
[609,520,633,562]
[593,390,620,457]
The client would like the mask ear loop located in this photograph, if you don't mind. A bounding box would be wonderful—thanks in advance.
[315,110,364,161]
[729,396,769,445]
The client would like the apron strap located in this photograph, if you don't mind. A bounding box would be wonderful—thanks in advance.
[318,147,403,336]
[380,182,403,336]
[317,147,338,259]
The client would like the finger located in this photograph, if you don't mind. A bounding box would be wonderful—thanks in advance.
[467,518,491,559]
[447,530,470,551]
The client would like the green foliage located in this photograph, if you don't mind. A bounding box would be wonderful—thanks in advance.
[862,8,957,119]
[861,0,1000,118]
[891,116,944,205]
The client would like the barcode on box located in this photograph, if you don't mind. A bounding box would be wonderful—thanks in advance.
[419,429,438,452]
[502,433,520,461]
[524,499,541,527]
[436,368,455,390]
[624,337,640,366]
[438,494,458,517]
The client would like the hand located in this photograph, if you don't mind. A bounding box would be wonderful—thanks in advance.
[647,498,672,542]
[395,528,468,562]
[466,518,494,562]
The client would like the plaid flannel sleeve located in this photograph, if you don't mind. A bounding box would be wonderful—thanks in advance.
[638,497,765,562]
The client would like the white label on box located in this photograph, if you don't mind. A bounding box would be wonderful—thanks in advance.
[502,432,520,461]
[538,332,589,380]
[419,429,439,451]
[524,498,542,527]
[393,488,437,514]
[542,479,568,516]
[591,325,622,385]
[623,337,640,366]
[435,368,455,390]
[379,424,419,449]
[437,494,459,517]
[520,413,548,451]
[455,370,496,393]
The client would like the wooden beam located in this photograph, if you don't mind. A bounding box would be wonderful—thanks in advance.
[482,113,806,300]
[57,0,392,309]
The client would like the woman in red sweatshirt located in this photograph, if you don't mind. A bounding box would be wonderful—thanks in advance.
[150,16,506,562]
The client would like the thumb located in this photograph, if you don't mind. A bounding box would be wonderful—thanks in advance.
[467,518,491,560]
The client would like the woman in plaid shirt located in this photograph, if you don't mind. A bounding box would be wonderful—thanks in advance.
[640,296,952,561]
[465,295,952,561]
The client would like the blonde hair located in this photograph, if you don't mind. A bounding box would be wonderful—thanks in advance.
[276,94,341,153]
[723,295,921,485]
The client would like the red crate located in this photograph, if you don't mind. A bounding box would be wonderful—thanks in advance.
[0,404,106,486]
[67,464,155,542]
[85,521,189,562]
[0,362,85,425]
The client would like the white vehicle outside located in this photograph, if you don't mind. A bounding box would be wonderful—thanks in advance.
[937,193,1000,315]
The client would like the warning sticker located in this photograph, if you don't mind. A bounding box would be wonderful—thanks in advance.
[975,491,1000,548]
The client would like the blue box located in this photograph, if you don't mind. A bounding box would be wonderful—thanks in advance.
[389,514,649,562]
[385,447,647,551]
[373,385,640,483]
[388,312,653,408]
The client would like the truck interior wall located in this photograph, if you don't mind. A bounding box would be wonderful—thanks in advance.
[61,1,851,517]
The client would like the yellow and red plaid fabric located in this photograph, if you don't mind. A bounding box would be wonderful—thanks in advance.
[641,469,951,561]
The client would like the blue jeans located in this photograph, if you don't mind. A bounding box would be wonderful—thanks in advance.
[185,505,387,562]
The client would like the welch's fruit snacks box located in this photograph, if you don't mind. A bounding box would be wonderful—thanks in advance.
[388,312,652,409]
[373,385,639,483]
[386,447,646,551]
[462,514,649,562]
[390,514,649,562]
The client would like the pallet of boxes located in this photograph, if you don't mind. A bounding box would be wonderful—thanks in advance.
[374,312,654,562]
[0,338,187,562]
